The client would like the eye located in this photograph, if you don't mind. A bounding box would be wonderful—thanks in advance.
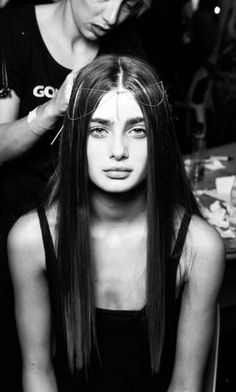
[123,0,141,12]
[89,127,109,138]
[128,127,146,139]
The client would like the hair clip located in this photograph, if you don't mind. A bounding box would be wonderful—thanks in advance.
[50,81,166,145]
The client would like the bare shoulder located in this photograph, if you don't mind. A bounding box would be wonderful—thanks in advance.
[183,215,225,297]
[7,209,45,273]
[171,216,225,390]
[188,215,225,265]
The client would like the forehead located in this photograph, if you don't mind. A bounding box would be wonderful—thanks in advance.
[91,90,143,120]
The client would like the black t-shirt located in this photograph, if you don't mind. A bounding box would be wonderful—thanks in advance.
[0,5,147,231]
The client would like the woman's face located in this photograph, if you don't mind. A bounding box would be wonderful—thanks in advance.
[87,89,147,193]
[69,0,144,40]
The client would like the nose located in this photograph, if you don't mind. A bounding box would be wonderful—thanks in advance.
[109,134,128,160]
[102,1,121,27]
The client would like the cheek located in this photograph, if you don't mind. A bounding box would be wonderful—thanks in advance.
[87,140,106,169]
[85,1,100,17]
[140,158,147,177]
[139,145,147,173]
[132,141,147,163]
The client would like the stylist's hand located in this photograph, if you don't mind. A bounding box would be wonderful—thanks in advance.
[48,71,76,117]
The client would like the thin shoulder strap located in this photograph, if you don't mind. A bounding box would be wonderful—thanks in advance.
[167,213,191,303]
[172,213,191,259]
[37,206,62,351]
[37,206,57,273]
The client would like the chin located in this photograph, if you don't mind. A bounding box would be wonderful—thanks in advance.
[87,33,100,41]
[84,28,101,41]
[100,181,143,194]
[102,186,133,194]
[89,179,146,196]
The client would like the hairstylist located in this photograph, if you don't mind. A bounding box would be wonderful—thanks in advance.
[0,0,151,232]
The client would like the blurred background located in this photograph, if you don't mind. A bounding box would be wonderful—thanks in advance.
[1,1,236,391]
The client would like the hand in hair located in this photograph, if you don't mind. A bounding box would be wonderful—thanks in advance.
[47,71,76,118]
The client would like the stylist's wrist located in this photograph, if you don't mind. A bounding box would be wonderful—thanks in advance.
[27,100,62,137]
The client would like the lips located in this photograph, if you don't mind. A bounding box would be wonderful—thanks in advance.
[103,168,132,172]
[103,168,132,179]
[91,24,111,37]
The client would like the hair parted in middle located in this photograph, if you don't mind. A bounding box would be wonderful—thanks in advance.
[48,54,201,374]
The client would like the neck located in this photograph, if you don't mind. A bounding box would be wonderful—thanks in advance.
[90,184,147,225]
[54,1,81,42]
[55,1,99,61]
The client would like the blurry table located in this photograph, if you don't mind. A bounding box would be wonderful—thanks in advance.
[194,142,236,191]
[185,142,236,260]
[185,142,236,307]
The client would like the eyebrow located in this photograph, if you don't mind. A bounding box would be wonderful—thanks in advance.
[90,117,145,127]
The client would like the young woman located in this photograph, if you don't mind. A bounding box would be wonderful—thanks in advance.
[8,55,225,392]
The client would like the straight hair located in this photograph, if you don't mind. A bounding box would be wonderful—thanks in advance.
[48,55,201,373]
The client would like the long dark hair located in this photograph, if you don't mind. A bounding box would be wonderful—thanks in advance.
[48,55,201,373]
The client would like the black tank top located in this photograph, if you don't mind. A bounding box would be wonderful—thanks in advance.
[37,208,191,392]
